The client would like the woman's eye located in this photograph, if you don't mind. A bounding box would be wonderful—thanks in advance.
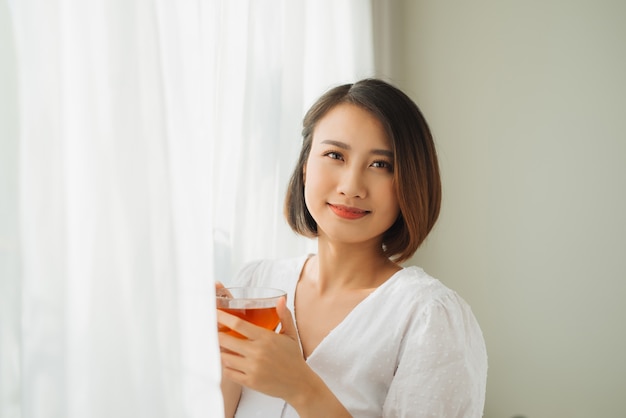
[372,160,393,170]
[325,151,343,160]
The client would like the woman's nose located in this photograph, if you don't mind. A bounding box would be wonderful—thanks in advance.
[337,167,366,198]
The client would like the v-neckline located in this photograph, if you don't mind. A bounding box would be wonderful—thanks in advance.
[291,256,403,361]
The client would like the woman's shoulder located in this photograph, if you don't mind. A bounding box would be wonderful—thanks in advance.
[388,266,458,303]
[386,266,480,325]
[386,266,486,359]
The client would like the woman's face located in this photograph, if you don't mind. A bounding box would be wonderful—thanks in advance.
[304,103,400,248]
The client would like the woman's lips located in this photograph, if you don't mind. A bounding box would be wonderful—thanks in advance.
[328,204,370,220]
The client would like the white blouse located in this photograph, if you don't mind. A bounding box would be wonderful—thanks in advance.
[231,256,487,418]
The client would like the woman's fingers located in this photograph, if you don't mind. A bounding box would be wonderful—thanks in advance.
[217,319,272,384]
[218,333,247,363]
[215,282,234,298]
[276,297,297,338]
[217,309,266,340]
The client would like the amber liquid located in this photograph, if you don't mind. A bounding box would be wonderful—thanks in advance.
[217,306,280,338]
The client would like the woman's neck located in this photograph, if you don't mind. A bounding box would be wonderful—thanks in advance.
[304,240,401,294]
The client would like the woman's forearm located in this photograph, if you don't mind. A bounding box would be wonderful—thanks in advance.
[221,378,242,418]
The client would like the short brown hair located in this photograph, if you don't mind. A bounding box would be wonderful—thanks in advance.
[284,78,441,263]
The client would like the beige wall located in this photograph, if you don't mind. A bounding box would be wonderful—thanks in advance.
[374,1,626,417]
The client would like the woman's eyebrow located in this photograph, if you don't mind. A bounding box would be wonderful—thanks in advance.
[372,149,394,158]
[321,139,350,149]
[321,139,393,158]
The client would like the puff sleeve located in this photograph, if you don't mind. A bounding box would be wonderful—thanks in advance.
[382,292,488,417]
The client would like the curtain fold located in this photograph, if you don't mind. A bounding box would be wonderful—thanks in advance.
[0,0,374,417]
[5,1,222,416]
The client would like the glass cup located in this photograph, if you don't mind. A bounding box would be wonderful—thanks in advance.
[216,286,286,338]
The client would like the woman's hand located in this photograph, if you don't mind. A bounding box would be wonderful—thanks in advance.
[217,297,308,401]
[217,294,352,417]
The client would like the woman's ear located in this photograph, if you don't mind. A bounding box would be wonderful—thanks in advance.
[302,164,307,185]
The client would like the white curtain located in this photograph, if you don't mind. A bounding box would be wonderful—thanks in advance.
[212,1,375,281]
[0,0,374,417]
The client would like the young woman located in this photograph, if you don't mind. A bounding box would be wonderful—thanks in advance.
[217,78,487,417]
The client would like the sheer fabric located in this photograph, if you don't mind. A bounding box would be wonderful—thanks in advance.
[212,0,375,281]
[0,0,374,417]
